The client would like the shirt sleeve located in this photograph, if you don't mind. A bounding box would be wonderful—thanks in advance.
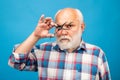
[8,44,38,71]
[98,50,111,80]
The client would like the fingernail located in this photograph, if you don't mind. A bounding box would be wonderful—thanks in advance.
[41,14,44,17]
[51,22,57,26]
[51,34,55,37]
[50,22,54,25]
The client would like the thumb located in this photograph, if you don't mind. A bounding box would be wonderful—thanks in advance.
[46,33,54,38]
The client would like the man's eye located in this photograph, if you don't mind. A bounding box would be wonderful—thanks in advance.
[67,25,72,28]
[56,26,61,28]
[56,26,62,30]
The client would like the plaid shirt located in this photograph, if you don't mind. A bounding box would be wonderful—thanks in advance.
[8,41,111,80]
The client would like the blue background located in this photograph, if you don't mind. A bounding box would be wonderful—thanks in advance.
[0,0,120,80]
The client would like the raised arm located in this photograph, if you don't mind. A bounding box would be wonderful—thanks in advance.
[8,15,56,71]
[15,15,55,54]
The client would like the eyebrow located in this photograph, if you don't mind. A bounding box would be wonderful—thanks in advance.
[56,22,73,27]
[56,22,66,27]
[68,22,73,25]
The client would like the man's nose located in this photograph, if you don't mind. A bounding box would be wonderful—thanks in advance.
[60,29,68,35]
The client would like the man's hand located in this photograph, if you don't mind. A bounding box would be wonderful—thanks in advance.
[14,15,56,54]
[34,15,56,39]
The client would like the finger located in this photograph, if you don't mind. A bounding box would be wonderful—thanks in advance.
[45,17,52,21]
[50,22,57,26]
[44,18,53,27]
[39,14,45,23]
[44,17,52,23]
[47,22,57,30]
[38,23,48,29]
[46,20,51,26]
[46,33,54,38]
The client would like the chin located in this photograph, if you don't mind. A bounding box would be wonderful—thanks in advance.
[57,41,73,50]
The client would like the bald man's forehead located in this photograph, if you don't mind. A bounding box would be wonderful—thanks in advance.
[58,8,77,13]
[56,8,78,17]
[55,13,79,24]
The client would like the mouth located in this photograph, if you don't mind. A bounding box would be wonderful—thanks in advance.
[60,38,70,42]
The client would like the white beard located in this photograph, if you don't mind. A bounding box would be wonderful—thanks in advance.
[56,32,82,50]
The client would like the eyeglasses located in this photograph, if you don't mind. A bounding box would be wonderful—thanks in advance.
[55,22,73,31]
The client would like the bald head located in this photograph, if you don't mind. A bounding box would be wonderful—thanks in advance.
[55,8,83,24]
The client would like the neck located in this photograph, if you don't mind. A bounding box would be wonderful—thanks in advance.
[67,48,76,53]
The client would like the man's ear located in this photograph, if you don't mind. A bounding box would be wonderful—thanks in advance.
[81,22,85,32]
